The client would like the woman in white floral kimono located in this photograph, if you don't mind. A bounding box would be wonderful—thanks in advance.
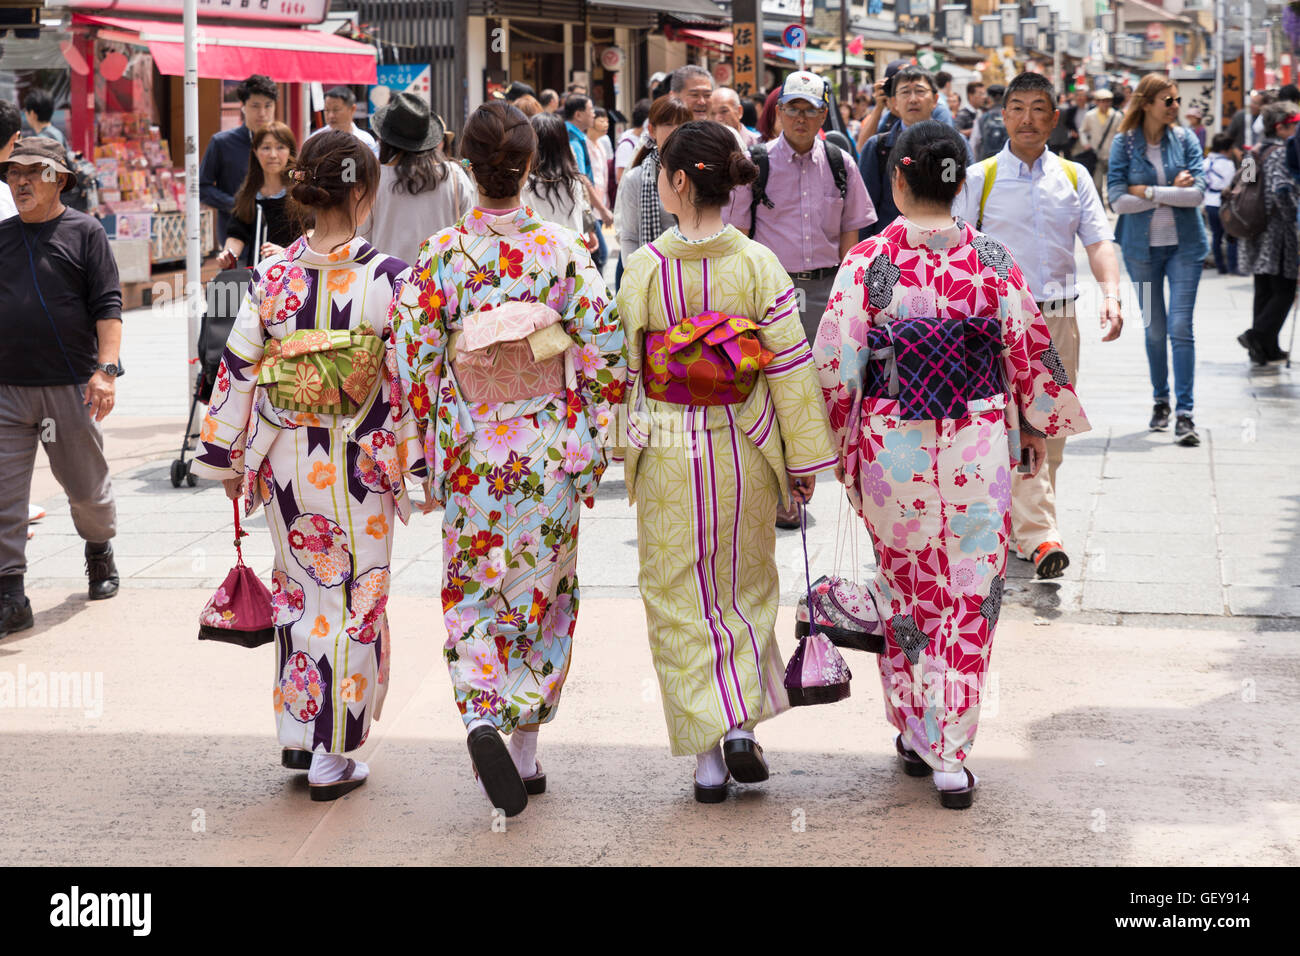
[193,132,427,801]
[392,102,626,817]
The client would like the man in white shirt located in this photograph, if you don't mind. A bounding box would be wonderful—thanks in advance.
[308,86,379,156]
[953,71,1123,580]
[0,101,20,220]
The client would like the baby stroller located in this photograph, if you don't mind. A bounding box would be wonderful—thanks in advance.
[170,209,262,487]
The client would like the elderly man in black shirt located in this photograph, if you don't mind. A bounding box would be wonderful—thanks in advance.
[0,138,123,637]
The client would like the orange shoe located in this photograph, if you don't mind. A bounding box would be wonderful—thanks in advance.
[1031,542,1069,579]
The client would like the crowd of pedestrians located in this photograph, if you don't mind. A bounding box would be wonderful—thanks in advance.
[2,60,1297,823]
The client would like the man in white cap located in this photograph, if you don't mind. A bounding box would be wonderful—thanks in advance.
[1082,87,1119,203]
[724,69,876,528]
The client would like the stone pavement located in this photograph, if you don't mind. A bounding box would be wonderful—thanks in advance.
[4,252,1299,865]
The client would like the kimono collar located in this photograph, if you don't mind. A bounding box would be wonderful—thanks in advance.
[286,235,371,267]
[882,216,972,252]
[651,223,749,260]
[462,204,537,236]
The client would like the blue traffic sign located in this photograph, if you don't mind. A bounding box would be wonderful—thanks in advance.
[782,24,807,49]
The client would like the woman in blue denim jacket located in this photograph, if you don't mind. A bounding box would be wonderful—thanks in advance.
[1108,74,1208,446]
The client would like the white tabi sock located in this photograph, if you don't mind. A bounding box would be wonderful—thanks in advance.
[933,768,979,791]
[466,718,494,734]
[724,727,756,744]
[308,752,369,785]
[508,727,539,778]
[695,744,728,786]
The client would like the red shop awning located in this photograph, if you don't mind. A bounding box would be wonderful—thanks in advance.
[74,14,378,85]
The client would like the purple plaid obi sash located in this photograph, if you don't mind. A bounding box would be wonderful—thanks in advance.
[863,315,1004,420]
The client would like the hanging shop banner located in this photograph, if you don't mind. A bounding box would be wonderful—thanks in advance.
[51,0,330,26]
[370,64,432,113]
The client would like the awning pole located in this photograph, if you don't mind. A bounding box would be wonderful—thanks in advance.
[184,0,201,413]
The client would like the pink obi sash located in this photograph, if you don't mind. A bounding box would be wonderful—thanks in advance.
[450,301,570,403]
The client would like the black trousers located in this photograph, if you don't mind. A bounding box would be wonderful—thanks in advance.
[1251,272,1297,352]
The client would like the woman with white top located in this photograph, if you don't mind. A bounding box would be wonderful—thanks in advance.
[1203,132,1239,277]
[363,92,476,268]
[520,112,586,233]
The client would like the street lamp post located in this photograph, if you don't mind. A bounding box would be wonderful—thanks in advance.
[184,0,200,415]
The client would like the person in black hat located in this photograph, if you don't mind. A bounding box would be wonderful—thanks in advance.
[362,92,477,267]
[0,137,124,637]
[504,81,536,103]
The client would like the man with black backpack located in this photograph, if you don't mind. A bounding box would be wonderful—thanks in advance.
[973,84,1008,161]
[723,70,875,527]
[860,66,974,239]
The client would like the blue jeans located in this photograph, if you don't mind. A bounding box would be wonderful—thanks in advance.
[1124,245,1202,416]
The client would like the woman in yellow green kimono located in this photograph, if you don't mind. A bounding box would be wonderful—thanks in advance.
[617,121,838,803]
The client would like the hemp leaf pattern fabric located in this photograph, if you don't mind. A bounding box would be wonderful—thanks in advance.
[618,225,837,756]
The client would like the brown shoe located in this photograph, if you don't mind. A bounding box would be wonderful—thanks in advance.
[775,502,800,530]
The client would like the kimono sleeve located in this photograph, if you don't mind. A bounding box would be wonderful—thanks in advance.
[556,241,628,476]
[750,247,837,477]
[190,270,268,482]
[612,245,656,461]
[999,258,1091,442]
[390,235,450,440]
[812,244,872,463]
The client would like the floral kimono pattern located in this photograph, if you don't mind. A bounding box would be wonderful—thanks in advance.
[192,236,428,755]
[619,225,838,757]
[813,217,1089,773]
[392,205,626,732]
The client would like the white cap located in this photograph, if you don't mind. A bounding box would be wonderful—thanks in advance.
[779,70,828,110]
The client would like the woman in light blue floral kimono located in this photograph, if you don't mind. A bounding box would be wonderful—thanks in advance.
[392,102,626,817]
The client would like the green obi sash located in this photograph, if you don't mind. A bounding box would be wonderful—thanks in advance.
[258,324,383,415]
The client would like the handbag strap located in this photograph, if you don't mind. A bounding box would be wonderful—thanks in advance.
[232,498,247,568]
[799,501,817,636]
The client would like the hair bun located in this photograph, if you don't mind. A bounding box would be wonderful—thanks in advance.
[727,150,759,188]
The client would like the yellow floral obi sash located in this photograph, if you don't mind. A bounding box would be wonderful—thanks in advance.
[258,324,383,414]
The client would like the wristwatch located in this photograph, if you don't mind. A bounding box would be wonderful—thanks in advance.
[1144,185,1155,201]
[95,360,125,378]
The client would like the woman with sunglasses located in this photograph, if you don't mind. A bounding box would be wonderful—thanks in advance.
[1108,74,1208,447]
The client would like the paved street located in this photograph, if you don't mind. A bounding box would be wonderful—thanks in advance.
[3,253,1298,865]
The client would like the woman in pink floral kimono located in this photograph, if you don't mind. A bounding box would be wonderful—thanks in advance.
[814,122,1089,808]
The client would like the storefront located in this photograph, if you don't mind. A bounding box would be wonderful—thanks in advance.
[1,2,378,279]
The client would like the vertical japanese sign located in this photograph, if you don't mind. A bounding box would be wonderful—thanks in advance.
[1222,56,1242,130]
[733,0,763,99]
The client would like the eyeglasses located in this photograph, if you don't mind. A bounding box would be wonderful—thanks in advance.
[894,86,933,100]
[779,104,824,119]
[1162,95,1181,107]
